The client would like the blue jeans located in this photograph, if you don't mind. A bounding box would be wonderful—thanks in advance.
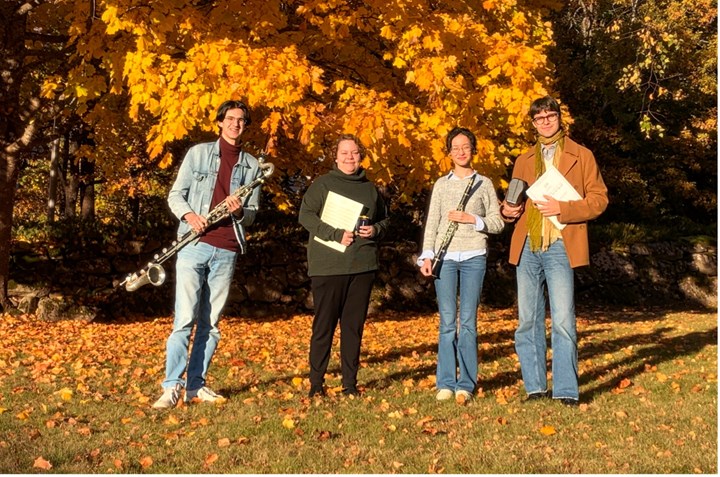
[434,255,486,392]
[515,239,578,399]
[163,241,237,391]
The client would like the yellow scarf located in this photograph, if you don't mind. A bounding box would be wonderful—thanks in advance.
[527,129,565,252]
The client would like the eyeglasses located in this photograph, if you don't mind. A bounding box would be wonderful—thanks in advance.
[224,116,247,125]
[450,145,472,154]
[532,112,559,125]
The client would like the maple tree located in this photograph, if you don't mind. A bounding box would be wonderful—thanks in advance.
[549,0,717,224]
[3,0,560,310]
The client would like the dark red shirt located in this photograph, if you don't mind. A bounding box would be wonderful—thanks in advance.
[200,137,242,251]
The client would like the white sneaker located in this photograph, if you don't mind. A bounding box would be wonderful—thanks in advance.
[185,386,225,403]
[152,384,183,409]
[455,389,473,405]
[436,389,454,401]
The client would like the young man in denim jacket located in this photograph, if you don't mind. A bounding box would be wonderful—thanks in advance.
[153,100,263,409]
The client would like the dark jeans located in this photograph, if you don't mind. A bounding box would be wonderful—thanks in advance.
[309,271,376,388]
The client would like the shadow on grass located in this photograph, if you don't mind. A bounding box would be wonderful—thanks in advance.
[579,327,718,401]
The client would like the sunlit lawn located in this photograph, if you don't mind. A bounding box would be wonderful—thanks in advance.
[0,307,716,473]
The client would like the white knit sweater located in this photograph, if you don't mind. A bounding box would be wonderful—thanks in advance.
[421,173,504,254]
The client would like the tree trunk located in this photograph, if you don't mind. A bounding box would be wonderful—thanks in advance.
[63,138,78,219]
[0,153,21,310]
[47,137,60,223]
[80,159,96,220]
[0,2,31,312]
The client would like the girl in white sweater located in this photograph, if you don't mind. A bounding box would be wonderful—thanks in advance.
[418,127,504,404]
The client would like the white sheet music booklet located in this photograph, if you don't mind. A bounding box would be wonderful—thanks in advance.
[313,191,364,252]
[526,165,582,231]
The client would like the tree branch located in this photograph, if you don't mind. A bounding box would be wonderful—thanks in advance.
[5,98,40,155]
[25,32,69,44]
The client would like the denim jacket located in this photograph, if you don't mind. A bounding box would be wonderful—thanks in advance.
[167,139,262,254]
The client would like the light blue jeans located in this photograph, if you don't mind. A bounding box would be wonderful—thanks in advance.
[515,239,578,399]
[434,255,486,393]
[162,241,237,391]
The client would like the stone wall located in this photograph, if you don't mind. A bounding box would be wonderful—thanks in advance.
[8,230,716,321]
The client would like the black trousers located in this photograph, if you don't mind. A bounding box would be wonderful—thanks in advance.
[309,271,376,388]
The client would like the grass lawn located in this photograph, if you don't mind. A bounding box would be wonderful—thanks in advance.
[0,306,716,473]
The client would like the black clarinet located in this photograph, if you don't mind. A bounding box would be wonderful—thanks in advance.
[430,175,476,277]
[120,156,274,292]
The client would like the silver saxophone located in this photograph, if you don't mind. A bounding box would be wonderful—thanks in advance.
[430,175,477,277]
[120,155,275,292]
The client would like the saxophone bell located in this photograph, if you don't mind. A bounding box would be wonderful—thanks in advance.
[124,263,167,291]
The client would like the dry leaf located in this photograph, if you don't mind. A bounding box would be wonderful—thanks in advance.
[204,453,219,466]
[316,430,333,441]
[282,418,295,429]
[217,437,231,447]
[33,457,52,470]
[539,425,556,436]
[139,456,153,469]
[55,387,73,401]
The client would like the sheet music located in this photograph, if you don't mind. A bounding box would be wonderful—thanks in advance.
[313,191,364,252]
[526,165,582,231]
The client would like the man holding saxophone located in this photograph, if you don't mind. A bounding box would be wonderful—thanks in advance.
[152,100,264,409]
[418,127,504,405]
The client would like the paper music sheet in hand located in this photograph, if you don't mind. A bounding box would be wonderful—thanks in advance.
[313,191,364,252]
[526,165,582,231]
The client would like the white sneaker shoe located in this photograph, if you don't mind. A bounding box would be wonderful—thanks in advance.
[152,384,183,409]
[455,389,473,405]
[185,386,225,403]
[436,389,454,401]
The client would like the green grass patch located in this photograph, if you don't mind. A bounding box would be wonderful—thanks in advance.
[0,308,716,473]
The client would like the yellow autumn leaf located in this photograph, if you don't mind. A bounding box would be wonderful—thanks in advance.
[539,425,556,436]
[55,387,73,401]
[282,418,295,429]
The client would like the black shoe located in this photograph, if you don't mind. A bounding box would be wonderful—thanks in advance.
[308,385,325,398]
[524,391,548,402]
[342,387,360,397]
[558,398,579,407]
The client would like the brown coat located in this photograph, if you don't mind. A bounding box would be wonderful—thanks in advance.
[507,137,608,268]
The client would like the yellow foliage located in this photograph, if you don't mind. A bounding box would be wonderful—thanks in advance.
[54,0,557,205]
